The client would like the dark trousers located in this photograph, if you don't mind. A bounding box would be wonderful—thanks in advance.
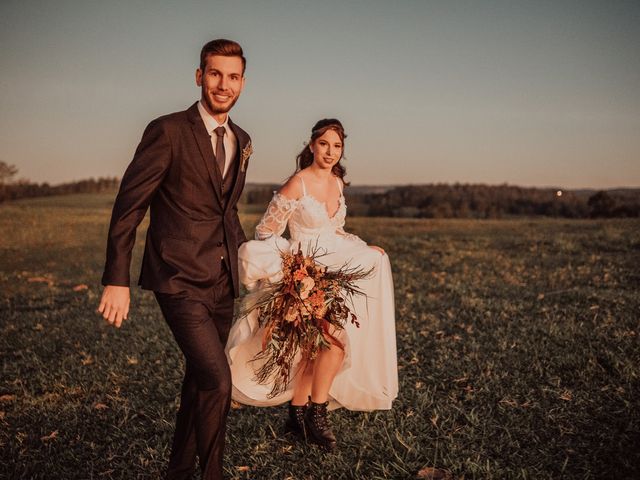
[155,263,235,480]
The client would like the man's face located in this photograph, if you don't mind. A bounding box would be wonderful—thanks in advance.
[196,55,245,118]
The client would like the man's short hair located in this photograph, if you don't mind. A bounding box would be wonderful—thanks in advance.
[200,39,246,74]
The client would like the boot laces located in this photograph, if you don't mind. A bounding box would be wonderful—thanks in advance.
[313,404,329,430]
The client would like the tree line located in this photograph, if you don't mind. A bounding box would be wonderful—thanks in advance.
[240,183,640,219]
[359,185,639,218]
[1,161,638,218]
[0,161,119,202]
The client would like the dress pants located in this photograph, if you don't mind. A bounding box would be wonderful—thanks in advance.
[155,262,235,480]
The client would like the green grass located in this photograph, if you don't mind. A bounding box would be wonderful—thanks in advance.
[1,194,639,479]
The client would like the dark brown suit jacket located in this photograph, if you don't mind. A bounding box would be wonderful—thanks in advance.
[101,102,251,299]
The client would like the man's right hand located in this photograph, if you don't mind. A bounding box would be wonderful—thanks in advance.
[98,285,131,328]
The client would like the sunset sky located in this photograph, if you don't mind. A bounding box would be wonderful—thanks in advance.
[1,0,638,188]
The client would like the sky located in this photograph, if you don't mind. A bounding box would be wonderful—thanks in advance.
[0,0,639,189]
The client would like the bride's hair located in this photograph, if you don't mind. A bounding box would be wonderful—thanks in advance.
[294,119,350,186]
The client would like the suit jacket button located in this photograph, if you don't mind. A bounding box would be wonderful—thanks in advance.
[217,241,223,247]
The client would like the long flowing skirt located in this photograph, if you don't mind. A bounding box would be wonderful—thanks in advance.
[225,235,398,411]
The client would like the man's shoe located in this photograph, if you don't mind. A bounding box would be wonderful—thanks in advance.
[304,398,337,451]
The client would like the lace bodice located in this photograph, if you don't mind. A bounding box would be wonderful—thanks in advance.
[254,176,365,245]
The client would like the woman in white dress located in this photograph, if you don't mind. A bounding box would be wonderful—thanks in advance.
[226,119,398,450]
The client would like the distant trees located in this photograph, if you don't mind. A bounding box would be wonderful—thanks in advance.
[0,163,119,203]
[345,184,638,219]
[359,184,595,219]
[236,183,639,219]
[0,161,18,184]
[588,191,616,217]
[0,160,19,202]
[588,190,640,218]
[240,184,279,206]
[2,169,639,219]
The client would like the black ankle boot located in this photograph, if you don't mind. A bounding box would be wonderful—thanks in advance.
[304,398,337,451]
[284,402,307,438]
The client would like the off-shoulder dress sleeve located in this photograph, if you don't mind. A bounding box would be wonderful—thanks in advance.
[238,193,298,290]
[254,192,298,240]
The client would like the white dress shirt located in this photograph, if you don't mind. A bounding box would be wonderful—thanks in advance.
[197,100,237,179]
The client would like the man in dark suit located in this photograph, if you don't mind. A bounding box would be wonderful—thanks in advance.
[98,39,252,480]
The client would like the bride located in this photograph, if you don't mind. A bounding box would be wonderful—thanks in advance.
[226,118,398,451]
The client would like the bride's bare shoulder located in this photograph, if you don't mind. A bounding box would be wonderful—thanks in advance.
[277,174,304,201]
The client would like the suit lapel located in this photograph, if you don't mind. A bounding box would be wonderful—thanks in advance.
[226,118,249,210]
[187,102,223,206]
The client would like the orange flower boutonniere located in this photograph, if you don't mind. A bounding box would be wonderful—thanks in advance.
[240,142,253,172]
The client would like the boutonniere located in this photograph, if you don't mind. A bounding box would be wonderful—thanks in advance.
[240,142,253,172]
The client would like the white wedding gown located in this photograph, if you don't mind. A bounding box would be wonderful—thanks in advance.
[225,176,398,411]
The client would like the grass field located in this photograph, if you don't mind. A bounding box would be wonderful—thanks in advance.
[1,193,639,479]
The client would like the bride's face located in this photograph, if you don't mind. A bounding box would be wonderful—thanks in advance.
[310,129,343,170]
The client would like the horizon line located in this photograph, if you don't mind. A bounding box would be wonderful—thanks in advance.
[13,176,640,192]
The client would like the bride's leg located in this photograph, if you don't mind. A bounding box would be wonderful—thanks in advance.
[310,341,345,403]
[285,357,314,438]
[291,357,314,405]
[304,340,343,451]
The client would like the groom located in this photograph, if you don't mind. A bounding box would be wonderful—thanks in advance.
[98,39,251,479]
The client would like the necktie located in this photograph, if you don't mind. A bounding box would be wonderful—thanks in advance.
[214,126,226,179]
